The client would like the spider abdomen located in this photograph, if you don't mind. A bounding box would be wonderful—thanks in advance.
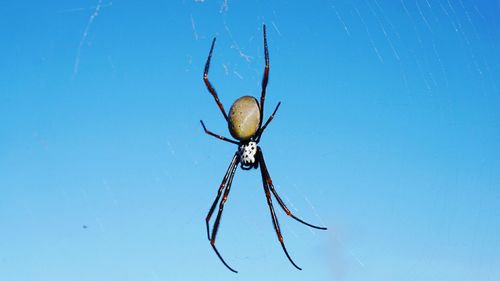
[228,96,261,141]
[239,141,258,166]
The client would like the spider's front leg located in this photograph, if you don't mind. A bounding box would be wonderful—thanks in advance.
[205,152,240,273]
[257,147,327,270]
[205,152,239,239]
[258,148,327,230]
[256,148,302,270]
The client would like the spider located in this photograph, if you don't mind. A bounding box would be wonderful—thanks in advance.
[200,24,327,273]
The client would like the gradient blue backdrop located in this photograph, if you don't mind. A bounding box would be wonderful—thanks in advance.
[1,1,499,280]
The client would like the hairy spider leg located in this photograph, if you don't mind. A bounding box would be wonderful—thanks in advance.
[257,148,302,270]
[204,37,229,121]
[200,120,238,145]
[208,154,240,273]
[259,148,327,230]
[205,152,240,240]
[256,101,281,142]
[257,148,327,270]
[259,24,270,129]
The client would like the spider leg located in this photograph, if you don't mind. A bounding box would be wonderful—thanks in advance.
[258,148,327,230]
[200,120,239,145]
[208,154,240,273]
[205,152,239,240]
[204,37,229,121]
[256,101,281,142]
[257,149,302,270]
[259,24,270,128]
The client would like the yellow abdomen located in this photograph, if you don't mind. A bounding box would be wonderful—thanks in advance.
[228,96,261,141]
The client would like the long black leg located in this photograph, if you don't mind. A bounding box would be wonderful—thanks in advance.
[257,148,302,270]
[256,102,281,142]
[204,38,229,121]
[209,154,240,273]
[200,120,239,145]
[205,152,239,240]
[259,148,327,230]
[259,24,270,128]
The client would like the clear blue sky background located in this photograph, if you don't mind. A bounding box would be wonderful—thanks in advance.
[1,1,499,280]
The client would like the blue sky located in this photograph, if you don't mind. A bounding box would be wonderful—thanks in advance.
[1,1,499,280]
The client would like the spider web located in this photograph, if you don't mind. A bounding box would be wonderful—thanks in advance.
[1,1,499,281]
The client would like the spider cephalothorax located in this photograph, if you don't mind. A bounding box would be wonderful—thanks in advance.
[200,24,327,273]
[239,141,258,169]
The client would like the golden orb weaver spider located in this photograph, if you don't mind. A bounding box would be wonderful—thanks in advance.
[200,24,327,273]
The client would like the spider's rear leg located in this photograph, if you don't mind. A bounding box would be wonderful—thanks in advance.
[259,24,270,125]
[203,37,229,121]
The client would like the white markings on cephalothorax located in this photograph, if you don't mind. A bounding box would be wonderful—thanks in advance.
[239,141,257,165]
